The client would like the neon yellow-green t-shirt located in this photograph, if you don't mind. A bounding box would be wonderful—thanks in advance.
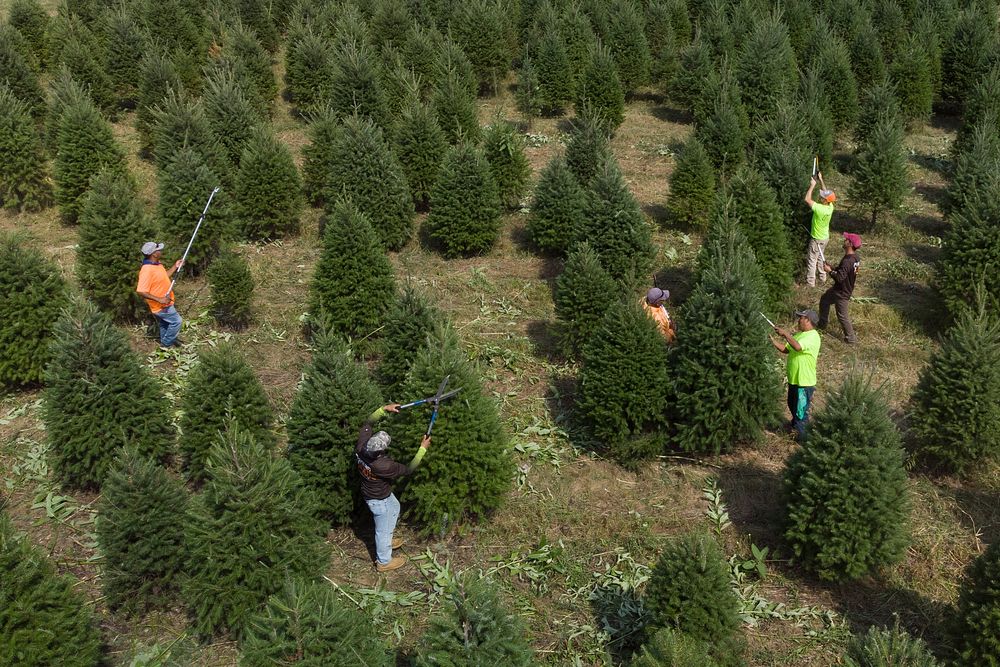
[810,202,834,240]
[786,329,821,387]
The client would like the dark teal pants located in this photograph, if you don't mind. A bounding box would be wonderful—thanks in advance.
[787,384,815,439]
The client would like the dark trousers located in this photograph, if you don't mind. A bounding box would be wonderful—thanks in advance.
[818,288,857,343]
[787,384,815,439]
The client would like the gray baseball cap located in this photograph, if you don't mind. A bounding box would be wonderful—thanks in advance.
[141,241,164,255]
[365,431,391,454]
[646,287,669,304]
[795,309,819,326]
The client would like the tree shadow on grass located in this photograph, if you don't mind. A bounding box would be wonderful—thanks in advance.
[717,463,786,554]
[914,182,948,208]
[649,104,692,126]
[951,483,1000,547]
[653,264,694,307]
[873,278,938,337]
[910,153,951,178]
[525,318,561,361]
[905,213,948,239]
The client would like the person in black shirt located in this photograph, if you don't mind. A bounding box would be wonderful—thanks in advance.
[819,232,862,344]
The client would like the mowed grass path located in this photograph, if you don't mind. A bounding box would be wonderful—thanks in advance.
[2,58,999,664]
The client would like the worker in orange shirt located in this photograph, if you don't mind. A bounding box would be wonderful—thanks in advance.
[136,241,184,348]
[641,287,677,343]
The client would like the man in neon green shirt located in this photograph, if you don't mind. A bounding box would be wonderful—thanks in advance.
[769,309,822,440]
[804,173,836,287]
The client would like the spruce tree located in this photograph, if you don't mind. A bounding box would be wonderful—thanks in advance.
[369,0,412,53]
[938,184,1000,319]
[284,26,335,115]
[953,66,1000,160]
[632,627,719,667]
[376,284,441,393]
[554,242,621,357]
[850,112,908,226]
[427,142,502,257]
[0,24,45,116]
[644,532,741,656]
[56,33,115,114]
[184,425,330,639]
[577,299,670,462]
[150,90,225,174]
[695,72,747,177]
[752,102,813,249]
[890,35,933,126]
[843,623,941,667]
[666,136,715,229]
[156,146,231,275]
[515,54,543,125]
[942,3,998,104]
[179,343,276,483]
[814,37,858,130]
[307,200,396,342]
[235,130,303,240]
[736,13,798,127]
[77,169,154,321]
[533,28,573,114]
[207,248,254,329]
[564,111,613,187]
[482,120,530,209]
[576,42,625,131]
[910,306,1000,472]
[607,2,652,94]
[431,69,480,144]
[378,49,420,124]
[0,515,102,667]
[286,332,382,524]
[218,20,276,113]
[449,0,511,94]
[301,109,339,206]
[54,97,126,224]
[100,5,147,109]
[526,154,588,255]
[947,122,1000,218]
[392,324,513,531]
[323,116,414,249]
[328,41,389,129]
[0,233,66,387]
[783,373,910,581]
[45,66,89,148]
[578,160,656,289]
[97,449,187,613]
[559,2,599,86]
[799,69,834,170]
[951,539,1000,666]
[915,13,943,101]
[203,68,264,170]
[697,0,734,63]
[136,51,184,156]
[849,19,888,90]
[646,2,679,87]
[435,37,478,98]
[392,101,448,210]
[670,214,781,453]
[7,0,49,68]
[413,573,534,666]
[403,22,443,96]
[671,37,711,113]
[719,167,793,313]
[44,298,174,489]
[241,580,393,667]
[0,84,50,212]
[140,0,207,94]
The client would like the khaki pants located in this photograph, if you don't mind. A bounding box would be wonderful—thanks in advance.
[805,238,828,286]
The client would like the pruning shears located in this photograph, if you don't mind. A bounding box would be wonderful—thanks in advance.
[396,375,462,436]
[811,155,818,179]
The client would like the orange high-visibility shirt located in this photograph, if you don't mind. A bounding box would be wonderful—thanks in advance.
[641,299,675,343]
[136,262,173,313]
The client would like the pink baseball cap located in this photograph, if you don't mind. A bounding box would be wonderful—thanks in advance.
[843,232,862,249]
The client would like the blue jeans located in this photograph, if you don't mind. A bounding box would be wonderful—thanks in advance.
[153,306,182,346]
[366,493,400,565]
[787,384,815,439]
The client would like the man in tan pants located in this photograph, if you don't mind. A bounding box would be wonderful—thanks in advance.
[803,173,836,287]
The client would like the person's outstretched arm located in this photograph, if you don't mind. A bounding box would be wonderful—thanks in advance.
[804,177,817,207]
[405,435,431,473]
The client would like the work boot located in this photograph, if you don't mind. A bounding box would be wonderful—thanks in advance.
[391,537,404,550]
[376,555,408,572]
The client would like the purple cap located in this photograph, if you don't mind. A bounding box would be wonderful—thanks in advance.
[646,287,669,305]
[843,232,862,249]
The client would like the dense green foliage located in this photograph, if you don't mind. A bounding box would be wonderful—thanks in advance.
[607,2,651,93]
[695,68,747,177]
[301,110,339,206]
[783,374,910,581]
[235,130,303,240]
[207,249,255,329]
[284,27,335,115]
[667,136,715,228]
[54,97,126,224]
[798,69,834,169]
[947,122,1000,218]
[937,188,1000,319]
[150,90,226,173]
[533,28,574,113]
[7,0,49,68]
[0,23,44,116]
[179,344,276,483]
[392,102,447,210]
[554,242,620,357]
[576,42,625,130]
[752,102,812,249]
[813,37,858,130]
[328,41,389,129]
[0,84,49,211]
[135,51,184,155]
[843,623,940,667]
[432,69,480,144]
[736,13,797,127]
[482,121,531,209]
[941,3,998,104]
[377,284,441,393]
[564,111,613,186]
[450,0,511,94]
[850,112,908,225]
[891,35,933,126]
[97,449,187,613]
[44,298,173,489]
[286,333,382,524]
[428,142,502,257]
[527,155,588,255]
[101,5,147,108]
[202,68,264,170]
[632,627,719,667]
[951,539,1000,666]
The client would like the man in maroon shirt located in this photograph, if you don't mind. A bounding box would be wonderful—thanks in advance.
[819,232,862,344]
[355,403,431,572]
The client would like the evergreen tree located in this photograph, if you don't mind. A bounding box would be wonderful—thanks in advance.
[140,0,207,94]
[284,26,335,115]
[526,155,588,255]
[184,425,330,639]
[564,111,613,187]
[554,242,621,357]
[0,24,45,116]
[307,200,396,342]
[431,69,480,144]
[369,0,412,53]
[698,0,735,63]
[450,0,511,94]
[0,233,66,387]
[56,33,115,114]
[0,84,50,211]
[695,72,747,177]
[666,136,715,229]
[179,343,276,483]
[377,284,441,393]
[97,449,187,613]
[515,55,543,125]
[814,37,858,130]
[951,539,1000,666]
[533,28,574,114]
[207,248,254,329]
[427,142,502,257]
[203,68,264,170]
[849,19,888,89]
[323,116,414,250]
[850,112,908,225]
[559,2,599,86]
[915,13,943,101]
[844,623,940,667]
[392,324,512,530]
[150,89,225,173]
[752,102,813,249]
[799,69,834,170]
[301,109,339,206]
[632,627,719,667]
[7,0,50,68]
[670,213,781,453]
[0,515,102,667]
[482,120,530,209]
[736,13,797,127]
[235,130,302,240]
[942,3,998,104]
[54,97,126,224]
[576,42,625,131]
[607,2,652,94]
[218,20,276,113]
[910,306,1000,472]
[947,122,1000,217]
[577,299,670,462]
[953,66,1000,160]
[671,37,711,113]
[328,41,389,129]
[45,65,89,148]
[783,373,910,581]
[392,101,448,210]
[413,573,534,666]
[435,37,478,98]
[101,5,147,108]
[890,35,933,126]
[77,169,153,321]
[644,532,741,653]
[241,580,393,667]
[403,22,443,96]
[938,182,1000,319]
[136,51,184,156]
[646,2,679,87]
[156,146,232,275]
[872,0,907,58]
[286,332,382,524]
[378,49,420,124]
[719,167,793,313]
[578,160,656,289]
[44,298,174,489]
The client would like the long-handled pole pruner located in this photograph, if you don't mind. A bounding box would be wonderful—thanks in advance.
[759,312,776,328]
[167,187,220,298]
[811,156,818,179]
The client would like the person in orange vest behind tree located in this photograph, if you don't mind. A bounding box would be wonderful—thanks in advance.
[641,287,677,343]
[136,241,184,349]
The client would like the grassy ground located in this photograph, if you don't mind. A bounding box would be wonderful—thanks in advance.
[3,50,999,664]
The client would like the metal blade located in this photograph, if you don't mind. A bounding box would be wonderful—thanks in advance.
[432,375,450,404]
